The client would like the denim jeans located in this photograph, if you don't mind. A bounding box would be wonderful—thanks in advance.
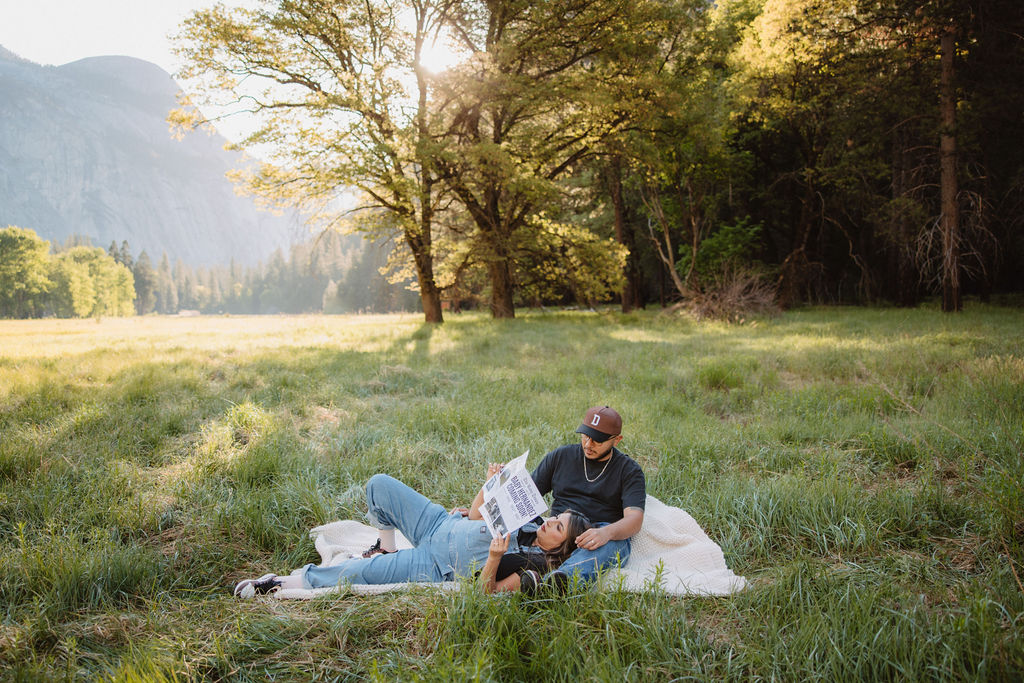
[550,522,631,584]
[301,474,500,589]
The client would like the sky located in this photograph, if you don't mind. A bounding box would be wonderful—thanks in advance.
[0,0,460,144]
[0,0,266,143]
[0,0,238,77]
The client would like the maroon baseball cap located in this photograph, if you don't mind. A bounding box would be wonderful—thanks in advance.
[575,406,622,442]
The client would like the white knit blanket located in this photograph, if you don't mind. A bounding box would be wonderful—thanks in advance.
[274,495,746,599]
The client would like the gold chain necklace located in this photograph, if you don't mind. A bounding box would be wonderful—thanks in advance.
[583,450,613,483]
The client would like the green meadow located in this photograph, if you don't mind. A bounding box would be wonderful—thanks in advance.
[1,307,1022,681]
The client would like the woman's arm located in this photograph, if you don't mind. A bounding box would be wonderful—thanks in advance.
[491,572,521,593]
[468,462,503,520]
[481,537,530,593]
[480,533,510,593]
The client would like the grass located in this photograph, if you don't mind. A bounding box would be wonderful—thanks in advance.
[0,305,1022,680]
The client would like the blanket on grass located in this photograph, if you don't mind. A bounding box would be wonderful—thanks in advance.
[274,495,746,599]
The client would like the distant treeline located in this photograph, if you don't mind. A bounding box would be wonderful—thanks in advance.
[0,226,418,319]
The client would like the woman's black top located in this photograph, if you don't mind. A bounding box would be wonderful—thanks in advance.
[495,527,552,581]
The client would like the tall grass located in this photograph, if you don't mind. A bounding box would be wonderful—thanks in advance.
[1,307,1022,680]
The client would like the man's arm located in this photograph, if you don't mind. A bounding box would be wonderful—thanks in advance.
[574,507,644,550]
[530,451,555,497]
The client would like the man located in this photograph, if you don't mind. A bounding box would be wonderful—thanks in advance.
[526,405,646,592]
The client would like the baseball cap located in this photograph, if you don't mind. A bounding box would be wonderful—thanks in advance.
[575,406,622,442]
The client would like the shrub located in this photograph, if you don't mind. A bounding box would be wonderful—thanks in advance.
[681,266,779,323]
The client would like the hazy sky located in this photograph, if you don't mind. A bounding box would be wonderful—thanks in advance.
[0,1,249,76]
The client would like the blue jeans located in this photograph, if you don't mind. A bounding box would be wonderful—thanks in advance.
[550,522,631,584]
[301,474,497,589]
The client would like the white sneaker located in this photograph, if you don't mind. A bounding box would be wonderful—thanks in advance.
[233,573,280,598]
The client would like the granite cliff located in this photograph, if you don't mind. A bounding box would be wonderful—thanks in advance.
[0,46,298,265]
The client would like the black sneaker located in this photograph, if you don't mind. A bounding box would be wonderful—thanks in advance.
[361,538,392,558]
[253,575,282,594]
[520,570,541,595]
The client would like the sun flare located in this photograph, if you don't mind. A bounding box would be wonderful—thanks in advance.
[417,37,464,74]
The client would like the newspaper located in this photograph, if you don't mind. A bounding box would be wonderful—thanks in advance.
[478,451,548,538]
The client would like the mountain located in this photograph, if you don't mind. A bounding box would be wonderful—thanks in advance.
[0,47,302,266]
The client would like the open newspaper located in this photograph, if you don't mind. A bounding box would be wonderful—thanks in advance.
[478,451,548,538]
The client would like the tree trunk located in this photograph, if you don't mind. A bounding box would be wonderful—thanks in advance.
[892,127,919,306]
[410,25,443,324]
[608,156,639,312]
[776,180,817,308]
[405,213,443,323]
[419,283,443,323]
[414,255,444,323]
[488,258,516,318]
[940,27,961,312]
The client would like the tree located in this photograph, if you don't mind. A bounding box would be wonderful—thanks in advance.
[432,0,684,317]
[156,253,178,314]
[119,240,134,271]
[173,0,460,323]
[0,226,52,318]
[958,0,1024,298]
[133,251,158,314]
[50,251,95,318]
[717,0,1021,308]
[939,25,960,311]
[50,246,135,318]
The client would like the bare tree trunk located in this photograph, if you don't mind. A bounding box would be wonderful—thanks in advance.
[776,180,816,308]
[940,27,961,312]
[608,157,640,312]
[641,184,689,299]
[676,179,702,290]
[891,127,919,306]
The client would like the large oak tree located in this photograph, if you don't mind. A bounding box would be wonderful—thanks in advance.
[433,0,685,317]
[173,0,459,322]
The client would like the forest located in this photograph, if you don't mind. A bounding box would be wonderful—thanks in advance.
[3,0,1021,322]
[168,0,1024,323]
[0,227,418,318]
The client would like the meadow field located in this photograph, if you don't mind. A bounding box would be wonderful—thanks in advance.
[0,306,1022,681]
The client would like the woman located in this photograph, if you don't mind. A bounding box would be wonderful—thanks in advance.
[234,468,591,596]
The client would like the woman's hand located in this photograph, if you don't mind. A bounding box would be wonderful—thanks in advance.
[488,533,510,558]
[487,462,503,479]
[481,533,511,594]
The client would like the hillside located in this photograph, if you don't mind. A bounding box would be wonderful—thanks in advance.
[0,47,301,266]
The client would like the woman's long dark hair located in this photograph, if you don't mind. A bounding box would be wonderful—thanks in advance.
[542,510,592,570]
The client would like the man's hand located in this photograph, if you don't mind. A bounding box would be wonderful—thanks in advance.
[575,525,614,550]
[450,507,470,516]
[575,508,644,550]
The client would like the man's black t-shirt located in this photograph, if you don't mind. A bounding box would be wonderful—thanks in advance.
[531,444,646,524]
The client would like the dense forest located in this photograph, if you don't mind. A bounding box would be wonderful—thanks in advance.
[169,0,1024,323]
[0,226,418,318]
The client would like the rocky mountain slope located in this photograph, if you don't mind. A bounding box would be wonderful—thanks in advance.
[0,46,299,265]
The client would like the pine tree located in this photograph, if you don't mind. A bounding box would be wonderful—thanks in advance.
[133,251,157,314]
[156,252,178,314]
